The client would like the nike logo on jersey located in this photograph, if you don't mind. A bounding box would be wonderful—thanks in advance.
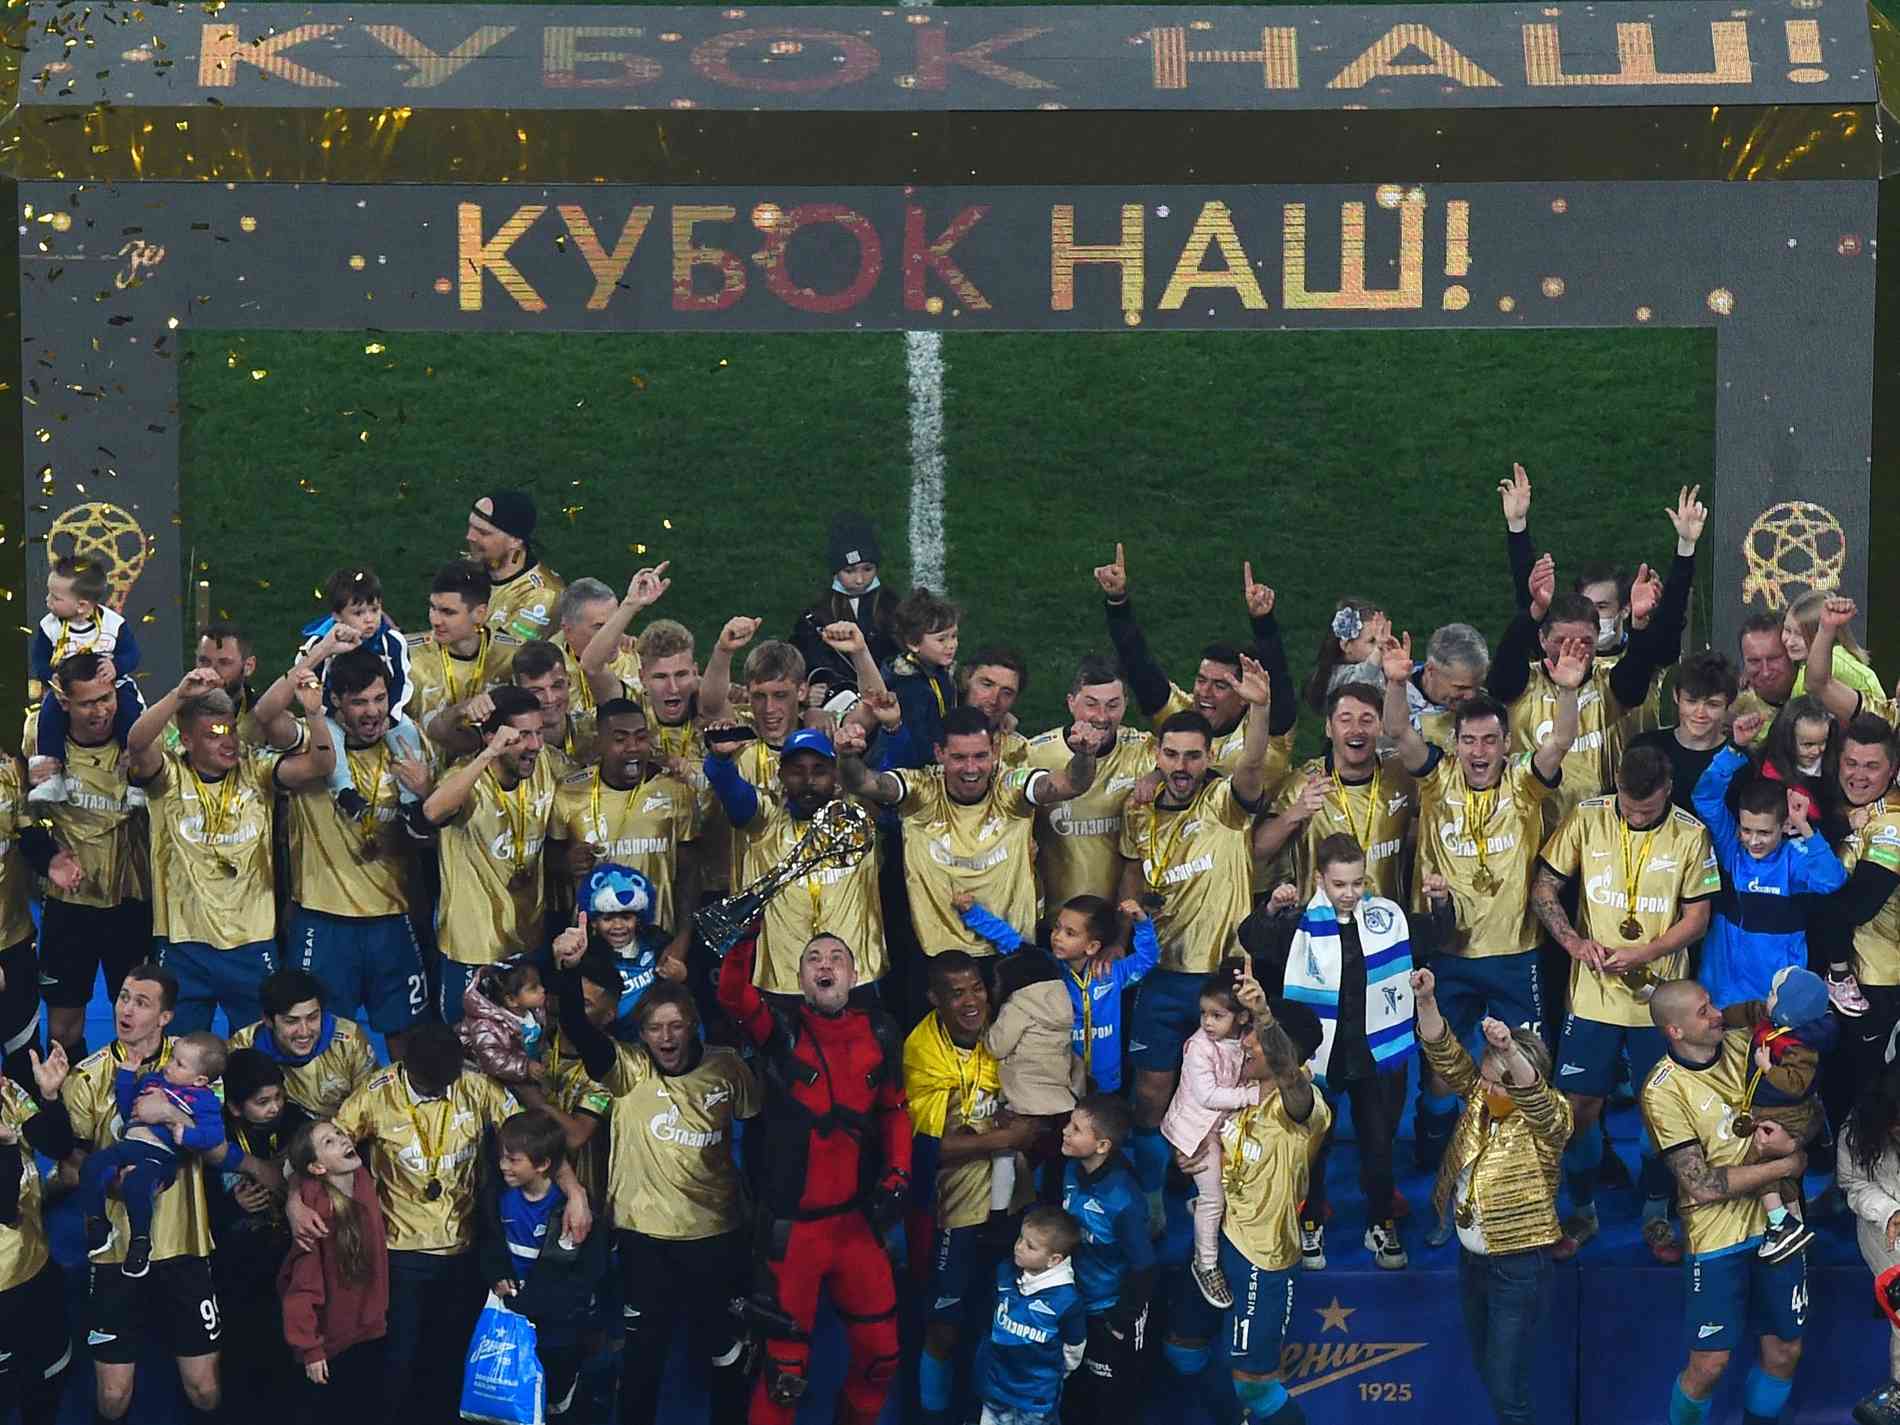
[1559,1064,1585,1077]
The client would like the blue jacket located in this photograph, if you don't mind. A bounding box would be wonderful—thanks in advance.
[299,613,413,721]
[959,904,1160,1093]
[1694,746,1849,1006]
[1062,1155,1154,1319]
[977,1260,1086,1415]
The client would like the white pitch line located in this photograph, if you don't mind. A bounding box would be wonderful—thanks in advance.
[905,330,947,593]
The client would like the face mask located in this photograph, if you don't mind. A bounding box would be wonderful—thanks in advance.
[1484,1088,1517,1119]
[832,575,881,596]
[1597,616,1623,651]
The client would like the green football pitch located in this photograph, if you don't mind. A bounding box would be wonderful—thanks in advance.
[168,0,1774,752]
[183,326,1715,752]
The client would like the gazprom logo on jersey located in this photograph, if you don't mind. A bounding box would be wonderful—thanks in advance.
[1049,801,1121,838]
[928,840,1010,872]
[180,816,260,848]
[1583,871,1670,915]
[994,1303,1056,1345]
[488,831,547,860]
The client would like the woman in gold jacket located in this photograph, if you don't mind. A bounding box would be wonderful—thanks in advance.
[1412,958,1573,1425]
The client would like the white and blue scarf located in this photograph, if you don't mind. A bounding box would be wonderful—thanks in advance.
[1281,890,1416,1083]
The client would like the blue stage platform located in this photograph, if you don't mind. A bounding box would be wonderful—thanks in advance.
[31,996,1895,1423]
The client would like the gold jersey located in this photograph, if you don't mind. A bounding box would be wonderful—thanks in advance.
[554,769,700,933]
[598,1042,759,1240]
[435,755,561,966]
[995,729,1029,769]
[405,631,519,734]
[332,1064,516,1254]
[144,746,286,949]
[541,1032,615,1207]
[1274,754,1418,902]
[1120,776,1257,975]
[486,561,565,644]
[65,1039,215,1263]
[1641,1031,1766,1255]
[555,633,640,712]
[735,791,885,993]
[1539,799,1721,1026]
[0,763,34,949]
[42,737,150,909]
[547,709,600,770]
[1507,661,1631,830]
[287,743,410,919]
[1026,726,1155,908]
[0,1079,49,1291]
[1219,1084,1333,1273]
[1836,796,1900,985]
[227,1017,378,1118]
[910,1041,1031,1231]
[895,765,1043,956]
[1414,755,1555,959]
[644,715,725,892]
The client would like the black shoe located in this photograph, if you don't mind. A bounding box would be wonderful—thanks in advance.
[1758,1216,1813,1264]
[334,788,370,821]
[122,1235,152,1279]
[85,1216,114,1259]
[1854,1381,1900,1425]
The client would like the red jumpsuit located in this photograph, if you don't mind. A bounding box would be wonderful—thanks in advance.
[718,936,913,1425]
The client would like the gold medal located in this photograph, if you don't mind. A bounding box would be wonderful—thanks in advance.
[1620,916,1643,941]
[1471,867,1499,896]
[1731,1113,1755,1138]
[358,832,382,863]
[424,1177,442,1202]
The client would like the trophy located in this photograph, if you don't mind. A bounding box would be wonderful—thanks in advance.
[694,799,875,957]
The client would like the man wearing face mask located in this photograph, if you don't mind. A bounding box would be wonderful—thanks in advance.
[1412,967,1572,1425]
[714,932,912,1425]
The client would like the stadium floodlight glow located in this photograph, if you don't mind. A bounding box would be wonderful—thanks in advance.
[1,1,1895,686]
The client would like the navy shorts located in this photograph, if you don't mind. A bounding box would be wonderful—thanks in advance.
[1130,970,1207,1073]
[1684,1241,1807,1355]
[1555,1015,1666,1100]
[155,939,275,1036]
[927,1224,989,1324]
[1433,950,1542,1042]
[289,904,427,1034]
[1219,1238,1295,1375]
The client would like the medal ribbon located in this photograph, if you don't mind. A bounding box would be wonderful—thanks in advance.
[357,743,390,847]
[933,1016,981,1125]
[439,630,490,708]
[184,760,238,841]
[495,768,533,871]
[1069,966,1094,1079]
[403,1081,449,1186]
[1143,782,1207,890]
[1464,778,1499,883]
[1331,767,1379,851]
[1618,816,1658,923]
[1738,1027,1791,1119]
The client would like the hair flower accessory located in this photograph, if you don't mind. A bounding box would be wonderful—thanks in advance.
[1331,606,1364,644]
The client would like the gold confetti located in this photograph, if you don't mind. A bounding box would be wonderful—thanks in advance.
[166,316,179,329]
[629,543,648,555]
[662,518,673,530]
[298,478,319,494]
[358,431,369,443]
[240,217,256,232]
[1707,288,1735,316]
[563,504,584,522]
[629,374,647,391]
[364,342,385,355]
[348,255,366,271]
[249,368,267,380]
[255,579,270,589]
[49,212,71,232]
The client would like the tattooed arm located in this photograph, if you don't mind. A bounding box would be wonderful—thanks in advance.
[1662,1140,1806,1206]
[1531,863,1608,972]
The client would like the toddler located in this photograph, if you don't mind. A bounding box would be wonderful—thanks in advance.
[1748,966,1836,1263]
[551,864,685,1040]
[1160,959,1261,1310]
[456,958,549,1086]
[881,586,960,766]
[28,555,145,804]
[295,566,422,819]
[81,1030,228,1277]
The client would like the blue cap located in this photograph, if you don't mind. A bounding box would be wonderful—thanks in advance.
[1770,966,1828,1029]
[583,864,656,922]
[781,728,837,761]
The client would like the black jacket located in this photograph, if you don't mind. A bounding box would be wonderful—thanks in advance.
[791,586,902,693]
[474,1127,610,1345]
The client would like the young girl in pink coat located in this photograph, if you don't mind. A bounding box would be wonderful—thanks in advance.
[1161,959,1260,1310]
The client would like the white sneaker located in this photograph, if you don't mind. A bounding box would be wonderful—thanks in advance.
[1300,1219,1326,1271]
[1364,1221,1409,1270]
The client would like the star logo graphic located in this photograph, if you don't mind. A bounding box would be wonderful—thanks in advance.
[1315,1297,1356,1334]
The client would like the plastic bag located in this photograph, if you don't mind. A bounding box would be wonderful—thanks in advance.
[460,1291,545,1425]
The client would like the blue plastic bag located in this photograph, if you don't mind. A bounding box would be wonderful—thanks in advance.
[460,1292,546,1425]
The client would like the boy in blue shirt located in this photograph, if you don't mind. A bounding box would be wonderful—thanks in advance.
[478,1109,609,1418]
[980,1205,1088,1425]
[1059,1094,1155,1424]
[959,894,1160,1093]
[1693,711,1849,1006]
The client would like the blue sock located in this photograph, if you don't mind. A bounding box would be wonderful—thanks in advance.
[1743,1367,1793,1424]
[1670,1380,1712,1425]
[919,1352,952,1414]
[1767,1205,1789,1227]
[1563,1129,1603,1208]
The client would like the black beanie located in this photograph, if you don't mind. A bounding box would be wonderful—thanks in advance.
[473,491,536,542]
[1266,997,1326,1067]
[222,1047,286,1109]
[826,512,881,571]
